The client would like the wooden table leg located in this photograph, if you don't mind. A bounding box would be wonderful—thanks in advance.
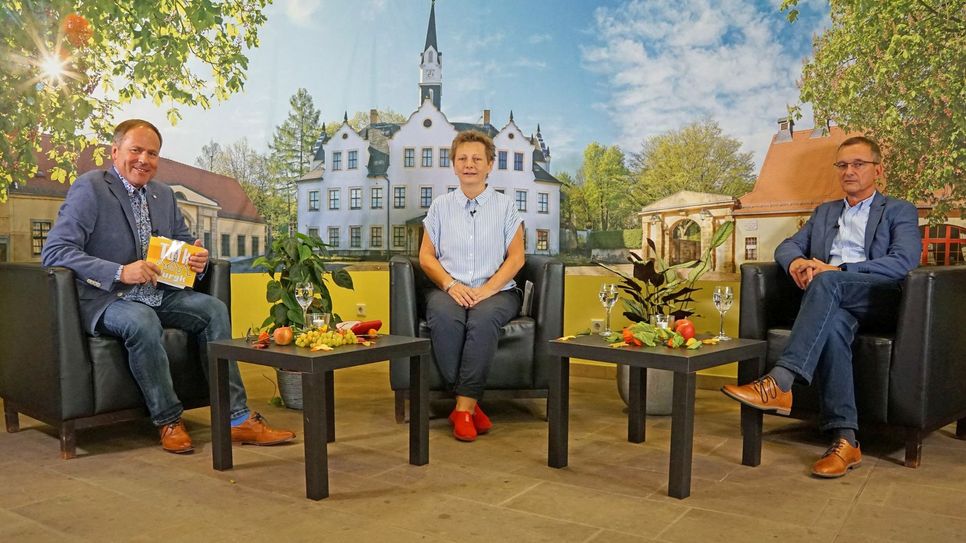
[628,365,646,443]
[325,370,335,443]
[302,370,328,500]
[738,355,764,467]
[548,356,570,468]
[208,349,232,471]
[409,354,429,466]
[668,371,696,499]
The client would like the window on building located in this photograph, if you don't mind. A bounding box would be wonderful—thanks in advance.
[251,236,259,256]
[404,148,415,167]
[670,220,701,265]
[514,152,524,171]
[307,227,319,239]
[394,186,406,209]
[447,186,457,193]
[348,150,358,169]
[439,148,450,167]
[328,227,340,248]
[236,235,246,256]
[420,187,433,208]
[0,237,8,262]
[921,224,966,266]
[350,188,362,209]
[536,229,549,251]
[744,237,758,261]
[371,187,383,209]
[350,226,361,248]
[393,225,405,248]
[498,151,507,170]
[221,234,231,257]
[370,226,383,248]
[332,151,342,171]
[522,226,528,251]
[328,188,340,210]
[308,190,320,211]
[538,192,549,214]
[495,188,505,194]
[421,147,433,167]
[204,232,211,250]
[31,220,51,256]
[515,190,527,212]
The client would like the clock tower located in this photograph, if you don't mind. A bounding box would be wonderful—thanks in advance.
[419,0,442,110]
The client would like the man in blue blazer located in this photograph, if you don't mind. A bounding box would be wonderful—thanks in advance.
[42,119,294,454]
[722,136,921,478]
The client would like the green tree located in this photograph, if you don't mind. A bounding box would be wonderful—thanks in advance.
[579,143,633,231]
[323,109,408,136]
[268,88,323,233]
[782,0,965,220]
[0,0,270,201]
[629,121,755,206]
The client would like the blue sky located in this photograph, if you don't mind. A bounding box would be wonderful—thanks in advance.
[118,0,830,176]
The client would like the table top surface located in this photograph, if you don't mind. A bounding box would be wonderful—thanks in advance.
[548,334,766,373]
[209,334,431,373]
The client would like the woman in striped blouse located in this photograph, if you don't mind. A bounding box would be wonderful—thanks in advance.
[419,130,526,442]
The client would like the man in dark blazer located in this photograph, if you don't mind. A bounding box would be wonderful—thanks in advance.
[722,136,921,478]
[42,119,294,454]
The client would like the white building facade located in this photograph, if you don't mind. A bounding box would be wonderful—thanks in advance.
[296,1,561,257]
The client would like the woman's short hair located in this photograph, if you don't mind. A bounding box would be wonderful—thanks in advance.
[451,130,495,163]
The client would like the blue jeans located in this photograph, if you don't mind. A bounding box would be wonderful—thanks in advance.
[775,271,901,432]
[425,288,521,399]
[97,289,249,426]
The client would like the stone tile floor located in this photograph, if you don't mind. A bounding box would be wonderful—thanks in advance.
[2,362,965,542]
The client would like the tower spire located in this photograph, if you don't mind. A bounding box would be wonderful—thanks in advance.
[419,0,442,110]
[424,0,438,52]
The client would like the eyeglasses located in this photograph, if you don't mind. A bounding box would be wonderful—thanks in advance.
[833,160,879,171]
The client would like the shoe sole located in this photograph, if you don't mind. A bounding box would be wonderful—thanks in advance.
[720,387,791,416]
[233,437,296,446]
[812,460,861,478]
[162,446,194,454]
[453,431,477,442]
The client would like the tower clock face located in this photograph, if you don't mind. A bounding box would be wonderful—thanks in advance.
[422,67,439,82]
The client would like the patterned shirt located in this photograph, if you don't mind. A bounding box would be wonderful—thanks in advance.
[829,191,876,267]
[423,185,522,291]
[117,169,163,307]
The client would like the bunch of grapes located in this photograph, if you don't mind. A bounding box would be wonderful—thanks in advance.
[295,328,358,349]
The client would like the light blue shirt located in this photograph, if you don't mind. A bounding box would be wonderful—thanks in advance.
[828,191,876,267]
[423,185,522,291]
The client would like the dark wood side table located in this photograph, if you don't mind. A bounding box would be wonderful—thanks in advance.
[547,335,767,499]
[208,335,432,500]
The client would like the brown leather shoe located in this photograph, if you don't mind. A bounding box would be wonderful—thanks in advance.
[812,438,862,478]
[721,375,792,415]
[159,419,193,454]
[231,412,296,446]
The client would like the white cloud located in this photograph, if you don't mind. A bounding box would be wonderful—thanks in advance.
[528,33,552,44]
[282,0,321,26]
[583,0,819,165]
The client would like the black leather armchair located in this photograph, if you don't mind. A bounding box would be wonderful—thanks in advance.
[0,260,230,458]
[389,255,564,422]
[739,262,966,467]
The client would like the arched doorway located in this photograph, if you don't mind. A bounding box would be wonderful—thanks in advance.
[670,219,701,265]
[921,224,966,265]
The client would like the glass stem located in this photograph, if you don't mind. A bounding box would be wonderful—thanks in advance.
[718,311,725,338]
[605,307,611,335]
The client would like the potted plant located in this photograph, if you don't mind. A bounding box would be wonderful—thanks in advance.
[252,233,354,409]
[597,221,734,414]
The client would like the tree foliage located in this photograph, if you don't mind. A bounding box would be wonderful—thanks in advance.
[782,0,965,220]
[324,109,408,136]
[628,121,756,206]
[0,0,270,201]
[578,142,634,231]
[268,88,323,233]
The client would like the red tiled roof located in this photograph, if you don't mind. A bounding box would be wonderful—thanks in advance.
[13,140,263,223]
[735,125,855,215]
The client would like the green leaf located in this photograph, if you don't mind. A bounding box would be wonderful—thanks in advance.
[266,280,284,303]
[332,268,354,289]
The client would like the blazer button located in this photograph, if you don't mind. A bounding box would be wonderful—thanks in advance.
[117,292,124,297]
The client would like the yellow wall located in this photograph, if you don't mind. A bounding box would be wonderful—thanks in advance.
[230,268,740,378]
[0,194,64,262]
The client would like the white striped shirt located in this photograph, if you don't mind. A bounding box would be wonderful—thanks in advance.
[829,191,875,267]
[424,185,522,291]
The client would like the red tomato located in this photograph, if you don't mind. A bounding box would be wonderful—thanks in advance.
[622,328,634,343]
[678,323,695,340]
[674,319,693,332]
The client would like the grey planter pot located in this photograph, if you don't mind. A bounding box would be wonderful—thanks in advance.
[616,364,674,415]
[276,368,304,410]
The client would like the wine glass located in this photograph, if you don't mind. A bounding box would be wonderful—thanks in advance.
[294,281,314,330]
[712,285,734,341]
[598,283,619,336]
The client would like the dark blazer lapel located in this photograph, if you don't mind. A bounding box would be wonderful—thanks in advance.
[864,192,886,255]
[105,169,139,244]
[822,200,845,260]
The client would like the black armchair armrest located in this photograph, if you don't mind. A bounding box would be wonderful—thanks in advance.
[890,266,966,428]
[389,255,426,337]
[518,256,565,387]
[195,258,231,309]
[739,262,803,340]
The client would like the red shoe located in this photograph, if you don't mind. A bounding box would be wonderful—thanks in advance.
[449,410,477,442]
[472,404,492,434]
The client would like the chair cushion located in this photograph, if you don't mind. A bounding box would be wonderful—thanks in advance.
[88,329,210,415]
[417,316,536,390]
[766,327,894,424]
